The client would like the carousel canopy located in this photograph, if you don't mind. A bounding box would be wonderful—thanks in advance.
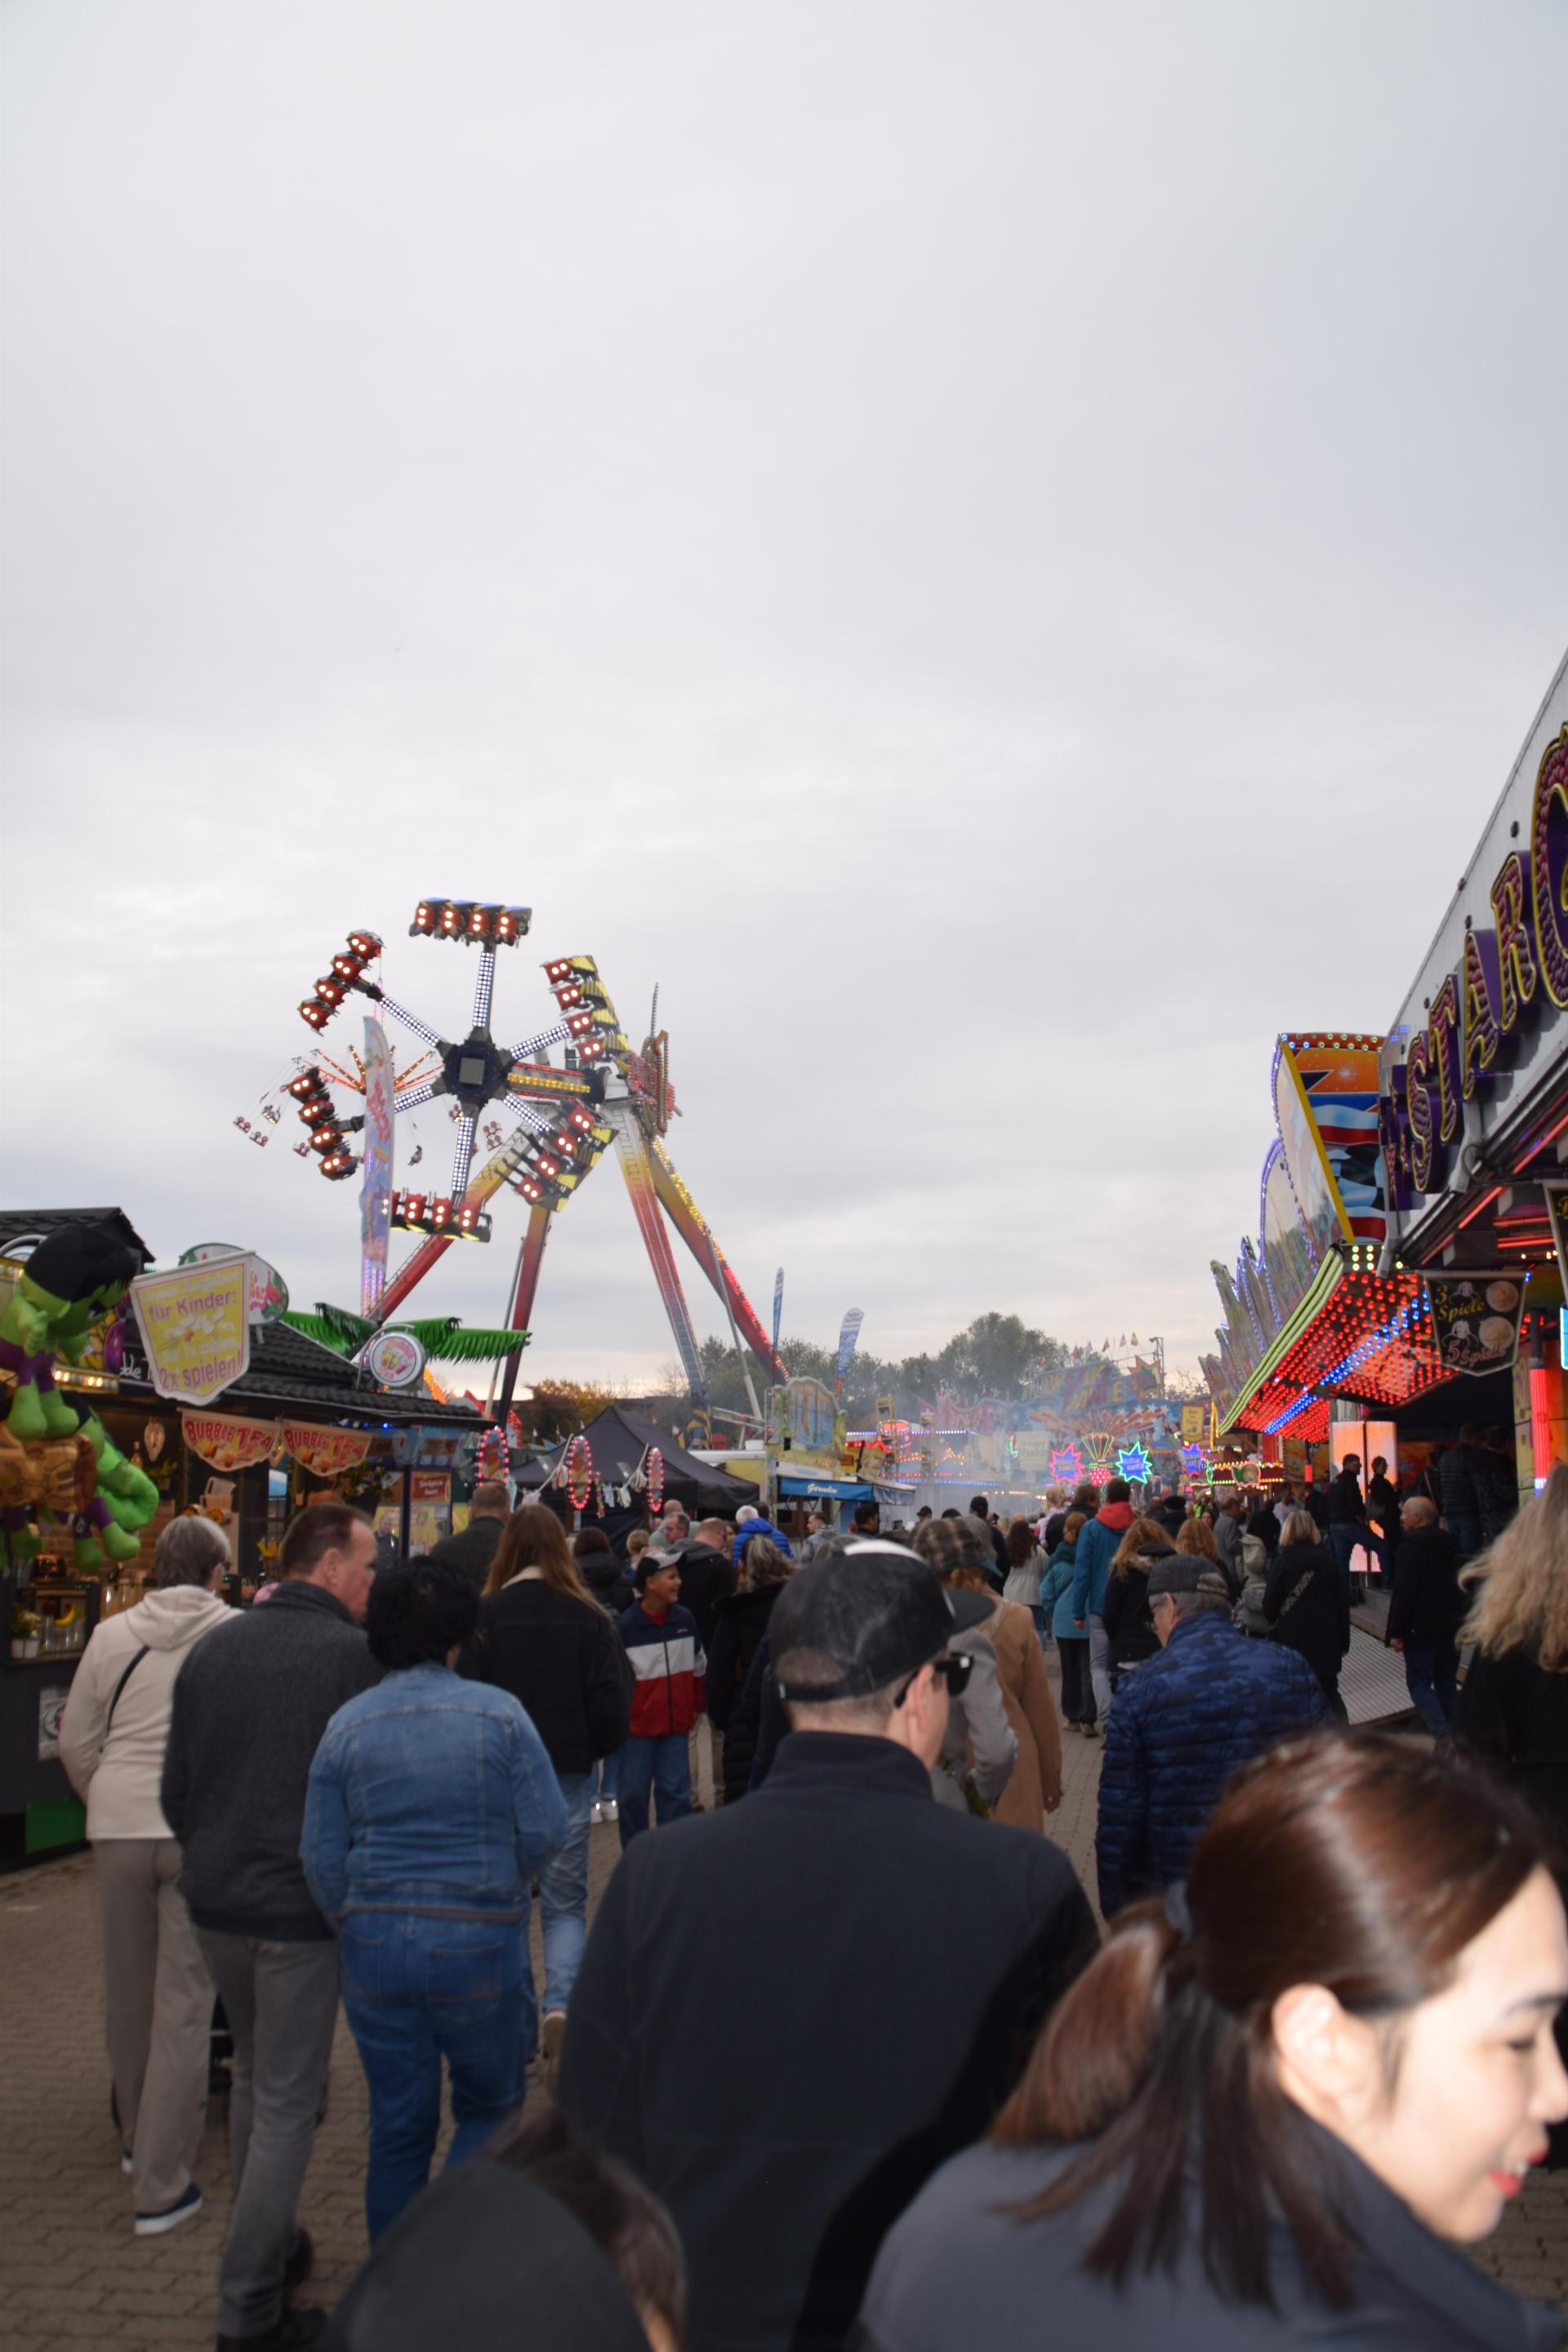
[524,1405,760,1517]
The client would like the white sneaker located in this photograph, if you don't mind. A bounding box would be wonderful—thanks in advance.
[590,1802,604,1825]
[603,1798,618,1823]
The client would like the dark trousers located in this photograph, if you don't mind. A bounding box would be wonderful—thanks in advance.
[1403,1640,1459,1735]
[1056,1636,1094,1726]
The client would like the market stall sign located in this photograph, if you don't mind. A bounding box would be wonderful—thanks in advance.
[130,1254,252,1406]
[1423,1272,1527,1376]
[361,1329,426,1389]
[178,1245,289,1325]
[279,1422,371,1478]
[180,1409,278,1473]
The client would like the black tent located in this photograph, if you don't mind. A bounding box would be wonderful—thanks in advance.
[524,1404,760,1541]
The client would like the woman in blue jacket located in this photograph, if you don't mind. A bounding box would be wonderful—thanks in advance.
[1039,1512,1094,1735]
[301,1557,568,2243]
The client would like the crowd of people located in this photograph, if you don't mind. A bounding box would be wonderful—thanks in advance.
[48,1455,1568,2351]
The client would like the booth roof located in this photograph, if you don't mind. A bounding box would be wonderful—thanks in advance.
[0,1205,154,1264]
[0,1209,483,1431]
[529,1405,760,1515]
[174,1319,488,1429]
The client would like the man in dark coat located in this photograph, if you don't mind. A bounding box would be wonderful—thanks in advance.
[1095,1557,1330,1917]
[427,1481,510,1589]
[1326,1453,1375,1601]
[557,1544,1095,2352]
[1386,1495,1466,1734]
[163,1502,380,2350]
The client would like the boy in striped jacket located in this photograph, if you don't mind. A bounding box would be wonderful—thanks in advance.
[615,1554,707,1849]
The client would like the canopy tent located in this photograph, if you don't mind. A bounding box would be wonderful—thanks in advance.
[522,1404,761,1522]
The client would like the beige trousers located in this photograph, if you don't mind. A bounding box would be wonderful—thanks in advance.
[96,1837,212,2212]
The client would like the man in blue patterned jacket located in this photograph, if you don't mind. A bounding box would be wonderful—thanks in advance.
[1095,1554,1330,1918]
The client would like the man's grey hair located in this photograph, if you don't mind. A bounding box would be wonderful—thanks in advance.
[1163,1588,1230,1622]
[154,1515,231,1589]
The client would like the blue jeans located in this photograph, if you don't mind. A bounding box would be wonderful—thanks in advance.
[1446,1512,1481,1560]
[617,1731,693,1849]
[595,1749,620,1803]
[1403,1641,1459,1736]
[533,1770,593,2016]
[339,1912,530,2242]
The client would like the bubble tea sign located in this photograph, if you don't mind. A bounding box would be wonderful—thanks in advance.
[130,1252,254,1405]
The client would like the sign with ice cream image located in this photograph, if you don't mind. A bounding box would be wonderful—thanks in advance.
[129,1253,253,1405]
[1422,1272,1527,1377]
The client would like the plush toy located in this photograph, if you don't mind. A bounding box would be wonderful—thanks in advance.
[0,1224,142,1442]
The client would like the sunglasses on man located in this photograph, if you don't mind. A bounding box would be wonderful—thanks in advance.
[895,1650,973,1708]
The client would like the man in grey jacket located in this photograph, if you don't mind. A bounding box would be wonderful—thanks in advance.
[162,1501,378,2351]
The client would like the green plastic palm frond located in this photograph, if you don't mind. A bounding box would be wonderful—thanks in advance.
[402,1321,531,1361]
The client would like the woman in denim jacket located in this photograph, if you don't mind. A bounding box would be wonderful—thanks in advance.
[301,1557,568,2242]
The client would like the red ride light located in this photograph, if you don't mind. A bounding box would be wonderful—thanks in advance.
[347,931,382,960]
[314,975,346,1006]
[299,1000,330,1029]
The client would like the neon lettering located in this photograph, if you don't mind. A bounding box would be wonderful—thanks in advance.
[1428,973,1462,1145]
[1406,1027,1436,1194]
[1530,726,1568,1009]
[1489,851,1539,1031]
[1460,929,1501,1098]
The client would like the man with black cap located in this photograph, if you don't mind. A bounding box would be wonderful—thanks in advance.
[558,1542,1094,2352]
[1095,1551,1330,1919]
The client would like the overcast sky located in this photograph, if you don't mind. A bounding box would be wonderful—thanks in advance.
[3,0,1566,1393]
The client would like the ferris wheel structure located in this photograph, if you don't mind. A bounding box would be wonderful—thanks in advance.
[267,898,784,1412]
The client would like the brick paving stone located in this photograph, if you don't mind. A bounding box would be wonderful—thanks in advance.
[2,1683,1564,2343]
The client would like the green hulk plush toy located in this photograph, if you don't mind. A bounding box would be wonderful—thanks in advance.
[0,1223,158,1566]
[0,1224,142,1441]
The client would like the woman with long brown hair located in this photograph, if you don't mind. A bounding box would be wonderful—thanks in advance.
[1099,1516,1171,1693]
[859,1732,1568,2349]
[464,1505,631,2079]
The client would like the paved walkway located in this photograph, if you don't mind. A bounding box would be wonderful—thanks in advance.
[2,1662,1563,2346]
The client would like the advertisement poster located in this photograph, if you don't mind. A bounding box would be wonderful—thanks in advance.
[360,1016,394,1316]
[180,1245,288,1325]
[279,1423,371,1478]
[180,1410,278,1472]
[130,1254,252,1405]
[1423,1272,1527,1376]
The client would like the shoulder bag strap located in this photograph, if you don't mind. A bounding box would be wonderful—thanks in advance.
[1272,1569,1316,1624]
[104,1644,150,1735]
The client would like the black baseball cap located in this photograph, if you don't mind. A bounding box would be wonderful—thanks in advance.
[771,1540,994,1704]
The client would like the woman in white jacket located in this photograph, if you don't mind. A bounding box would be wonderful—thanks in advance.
[60,1517,234,2237]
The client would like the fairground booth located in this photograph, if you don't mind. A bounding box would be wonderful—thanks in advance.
[1,1206,483,1866]
[1204,648,1568,1503]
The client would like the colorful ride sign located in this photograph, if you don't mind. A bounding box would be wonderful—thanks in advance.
[130,1254,252,1405]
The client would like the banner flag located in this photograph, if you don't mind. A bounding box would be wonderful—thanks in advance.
[1423,1271,1528,1377]
[279,1422,372,1478]
[180,1410,278,1472]
[834,1307,866,1398]
[772,1268,784,1358]
[360,1015,394,1316]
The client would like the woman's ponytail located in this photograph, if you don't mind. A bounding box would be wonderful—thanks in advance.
[994,1898,1181,2145]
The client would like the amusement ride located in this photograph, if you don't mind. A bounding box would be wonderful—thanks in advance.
[252,898,786,1417]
